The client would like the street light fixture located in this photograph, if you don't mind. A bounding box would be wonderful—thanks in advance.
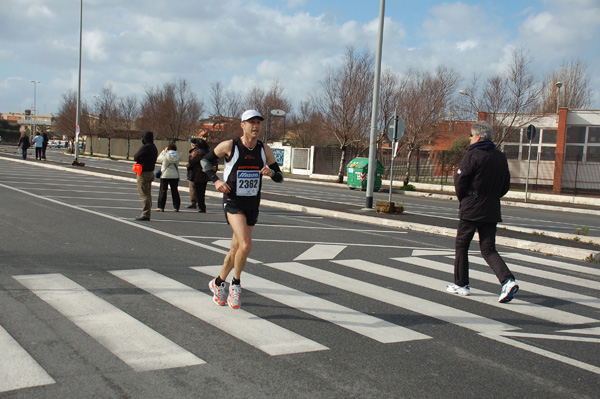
[30,80,40,135]
[459,89,479,118]
[556,81,563,114]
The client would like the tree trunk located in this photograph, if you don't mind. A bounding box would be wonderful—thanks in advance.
[337,146,347,183]
[403,148,413,186]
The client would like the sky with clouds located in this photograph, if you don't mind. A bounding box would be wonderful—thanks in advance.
[1,0,599,117]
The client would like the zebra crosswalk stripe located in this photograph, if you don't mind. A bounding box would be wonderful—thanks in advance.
[111,269,328,356]
[264,262,517,335]
[400,256,600,315]
[0,325,55,393]
[13,273,205,372]
[192,265,431,344]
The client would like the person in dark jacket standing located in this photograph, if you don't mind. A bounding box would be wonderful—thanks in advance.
[187,139,210,213]
[133,131,158,221]
[186,138,199,209]
[17,132,31,160]
[446,121,519,303]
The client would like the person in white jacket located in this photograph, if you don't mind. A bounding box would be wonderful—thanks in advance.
[156,142,182,212]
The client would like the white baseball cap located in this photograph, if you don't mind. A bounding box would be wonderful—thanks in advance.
[241,109,264,122]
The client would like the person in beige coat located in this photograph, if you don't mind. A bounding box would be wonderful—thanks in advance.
[156,142,182,212]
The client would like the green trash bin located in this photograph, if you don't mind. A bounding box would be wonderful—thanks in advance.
[347,157,384,191]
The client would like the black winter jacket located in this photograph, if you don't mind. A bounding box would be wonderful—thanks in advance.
[133,131,158,172]
[454,140,510,223]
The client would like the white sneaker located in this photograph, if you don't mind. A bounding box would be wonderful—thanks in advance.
[499,279,519,303]
[445,284,471,296]
[209,278,226,306]
[228,284,242,309]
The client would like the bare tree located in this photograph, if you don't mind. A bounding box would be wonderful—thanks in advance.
[97,84,119,157]
[287,100,328,148]
[535,57,593,113]
[397,65,460,185]
[314,46,374,183]
[55,90,78,151]
[461,48,543,146]
[377,67,403,157]
[119,94,140,159]
[140,78,204,142]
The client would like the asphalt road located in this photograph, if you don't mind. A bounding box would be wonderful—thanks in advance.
[1,155,599,398]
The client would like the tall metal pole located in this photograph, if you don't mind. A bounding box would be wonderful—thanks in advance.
[74,0,83,164]
[30,80,40,135]
[365,0,385,209]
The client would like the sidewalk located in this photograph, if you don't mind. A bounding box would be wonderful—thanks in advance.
[1,149,599,262]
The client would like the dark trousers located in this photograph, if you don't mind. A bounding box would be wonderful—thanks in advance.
[158,178,181,210]
[193,181,207,211]
[454,219,514,287]
[35,147,42,159]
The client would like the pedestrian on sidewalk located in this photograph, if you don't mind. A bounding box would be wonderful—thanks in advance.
[202,110,284,309]
[41,131,49,160]
[187,139,210,213]
[156,142,182,212]
[186,138,199,209]
[133,131,158,221]
[446,121,519,303]
[17,132,31,160]
[32,132,44,160]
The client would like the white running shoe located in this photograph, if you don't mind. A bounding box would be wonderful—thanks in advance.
[228,284,242,309]
[499,279,519,303]
[445,284,471,296]
[209,278,226,306]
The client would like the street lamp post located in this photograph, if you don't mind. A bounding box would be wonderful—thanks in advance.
[30,80,40,135]
[73,0,85,166]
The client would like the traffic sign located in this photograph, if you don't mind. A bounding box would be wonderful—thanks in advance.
[526,124,536,141]
[386,116,405,142]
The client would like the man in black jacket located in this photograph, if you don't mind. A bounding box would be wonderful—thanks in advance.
[446,121,519,303]
[133,131,158,221]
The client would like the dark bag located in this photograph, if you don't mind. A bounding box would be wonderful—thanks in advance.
[155,170,162,179]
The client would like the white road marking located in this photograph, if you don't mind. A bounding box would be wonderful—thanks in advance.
[0,325,55,393]
[467,257,600,291]
[111,269,328,356]
[397,256,600,321]
[503,253,600,278]
[193,265,431,344]
[294,244,346,260]
[13,274,205,372]
[264,262,518,335]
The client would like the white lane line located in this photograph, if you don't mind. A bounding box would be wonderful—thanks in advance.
[407,255,600,312]
[294,244,347,261]
[503,253,600,278]
[0,183,262,263]
[13,274,205,372]
[0,325,55,393]
[111,269,328,356]
[193,265,430,344]
[348,258,598,325]
[264,262,518,335]
[466,257,600,292]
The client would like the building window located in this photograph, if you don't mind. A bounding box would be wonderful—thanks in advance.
[521,145,538,160]
[503,145,519,160]
[565,145,584,161]
[504,129,521,143]
[566,126,586,143]
[589,127,600,143]
[540,147,556,161]
[541,129,557,144]
[587,146,600,162]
